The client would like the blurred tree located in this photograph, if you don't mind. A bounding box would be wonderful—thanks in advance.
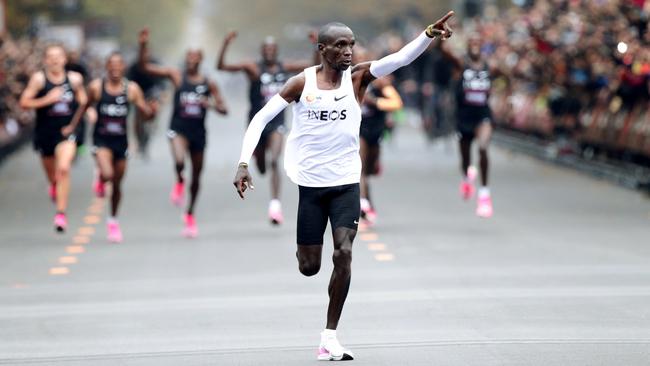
[7,0,190,54]
[6,0,53,36]
[83,0,190,52]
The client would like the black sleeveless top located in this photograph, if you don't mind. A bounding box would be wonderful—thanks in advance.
[171,75,210,132]
[35,72,77,137]
[248,62,287,123]
[456,60,491,119]
[94,79,129,138]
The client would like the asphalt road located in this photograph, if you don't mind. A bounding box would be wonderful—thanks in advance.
[1,99,649,365]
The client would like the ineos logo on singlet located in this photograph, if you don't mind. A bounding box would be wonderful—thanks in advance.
[179,85,207,118]
[462,68,491,106]
[260,72,286,103]
[307,109,348,121]
[100,103,128,117]
[50,85,75,116]
[462,69,490,91]
[180,91,204,104]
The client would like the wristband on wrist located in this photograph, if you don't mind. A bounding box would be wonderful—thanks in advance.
[425,24,437,39]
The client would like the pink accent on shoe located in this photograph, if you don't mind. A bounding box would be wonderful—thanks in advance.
[170,182,185,207]
[183,214,198,238]
[54,213,67,233]
[460,180,475,200]
[107,221,123,243]
[476,195,493,218]
[48,184,57,203]
[269,206,284,225]
[93,179,105,198]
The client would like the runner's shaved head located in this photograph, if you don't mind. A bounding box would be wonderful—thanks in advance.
[318,22,353,44]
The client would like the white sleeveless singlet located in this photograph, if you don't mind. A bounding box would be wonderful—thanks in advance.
[284,66,362,187]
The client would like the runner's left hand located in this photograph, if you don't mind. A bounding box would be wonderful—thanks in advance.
[215,103,228,115]
[233,165,254,199]
[61,124,75,137]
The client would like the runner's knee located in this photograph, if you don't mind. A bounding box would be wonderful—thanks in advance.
[299,259,320,277]
[56,165,71,178]
[297,251,321,277]
[101,171,114,182]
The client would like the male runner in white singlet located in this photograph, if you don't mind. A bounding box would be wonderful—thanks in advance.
[233,12,454,361]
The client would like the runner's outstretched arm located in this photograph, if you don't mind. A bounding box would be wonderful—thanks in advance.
[61,72,88,136]
[19,72,53,110]
[216,31,258,80]
[282,31,320,72]
[128,81,154,119]
[233,73,304,199]
[353,11,455,87]
[137,28,182,87]
[207,80,228,115]
[437,39,463,71]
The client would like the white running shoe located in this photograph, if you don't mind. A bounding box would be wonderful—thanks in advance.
[317,331,354,361]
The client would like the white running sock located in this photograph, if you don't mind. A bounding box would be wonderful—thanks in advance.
[322,329,336,337]
[269,199,281,211]
[478,187,490,198]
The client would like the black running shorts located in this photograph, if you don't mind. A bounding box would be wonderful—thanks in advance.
[167,129,206,153]
[457,108,492,140]
[93,136,128,161]
[297,183,360,245]
[34,133,77,157]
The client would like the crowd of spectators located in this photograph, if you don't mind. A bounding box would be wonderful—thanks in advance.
[0,33,41,155]
[483,0,650,160]
[376,0,650,163]
[3,1,650,165]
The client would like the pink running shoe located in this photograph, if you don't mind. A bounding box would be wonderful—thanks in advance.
[93,179,105,198]
[54,213,66,233]
[476,193,494,218]
[269,200,283,225]
[361,206,377,225]
[107,220,123,243]
[170,182,185,207]
[183,213,198,238]
[269,207,284,225]
[317,333,354,361]
[48,184,57,203]
[459,180,475,200]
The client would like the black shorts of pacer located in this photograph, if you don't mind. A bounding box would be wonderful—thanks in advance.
[297,183,360,245]
[167,129,206,153]
[33,133,77,157]
[93,136,129,161]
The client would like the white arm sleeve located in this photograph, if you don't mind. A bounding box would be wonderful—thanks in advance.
[369,31,433,78]
[238,94,289,164]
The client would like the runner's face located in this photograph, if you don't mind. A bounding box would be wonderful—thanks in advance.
[262,43,277,64]
[321,28,355,71]
[468,38,482,60]
[106,54,125,81]
[185,50,203,73]
[44,46,67,72]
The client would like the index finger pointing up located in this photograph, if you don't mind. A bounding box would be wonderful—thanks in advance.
[440,11,455,24]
